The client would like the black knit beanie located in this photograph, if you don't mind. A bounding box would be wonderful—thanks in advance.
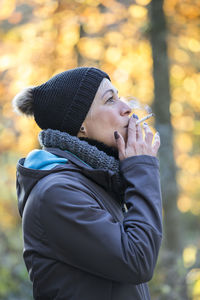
[31,67,110,136]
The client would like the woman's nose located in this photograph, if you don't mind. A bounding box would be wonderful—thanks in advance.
[120,101,132,116]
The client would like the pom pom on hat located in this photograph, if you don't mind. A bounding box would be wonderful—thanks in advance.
[12,86,35,116]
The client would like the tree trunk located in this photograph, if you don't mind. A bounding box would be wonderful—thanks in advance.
[148,0,181,255]
[148,0,188,298]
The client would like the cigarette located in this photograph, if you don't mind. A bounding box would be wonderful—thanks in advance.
[136,113,155,125]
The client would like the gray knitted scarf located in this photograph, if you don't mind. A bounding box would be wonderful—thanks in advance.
[38,129,121,184]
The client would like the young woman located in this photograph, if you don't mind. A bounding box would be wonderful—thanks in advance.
[13,67,162,300]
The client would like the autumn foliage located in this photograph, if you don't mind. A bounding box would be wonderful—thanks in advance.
[0,0,200,299]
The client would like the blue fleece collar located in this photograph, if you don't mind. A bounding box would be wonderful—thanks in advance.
[24,149,68,170]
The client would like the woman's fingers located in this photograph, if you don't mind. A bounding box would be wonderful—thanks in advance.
[143,123,153,145]
[114,131,125,160]
[127,117,137,147]
[136,123,143,141]
[152,132,160,154]
[115,118,160,160]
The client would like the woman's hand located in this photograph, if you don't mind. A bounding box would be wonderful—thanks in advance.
[114,117,160,161]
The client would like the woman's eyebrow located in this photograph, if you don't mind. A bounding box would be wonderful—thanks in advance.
[102,89,118,99]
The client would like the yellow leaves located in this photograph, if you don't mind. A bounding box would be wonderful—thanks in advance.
[171,65,185,80]
[76,0,99,6]
[183,157,200,175]
[193,121,200,135]
[178,172,200,194]
[193,279,200,299]
[175,133,193,153]
[177,170,200,214]
[120,23,137,38]
[8,11,22,25]
[187,269,200,284]
[112,69,129,83]
[172,116,194,132]
[0,55,15,71]
[129,5,148,20]
[82,9,104,34]
[103,39,153,102]
[8,115,40,156]
[179,3,200,19]
[135,0,151,6]
[0,0,16,20]
[177,155,200,176]
[178,35,191,49]
[81,3,125,30]
[183,77,197,93]
[112,73,132,97]
[0,0,198,235]
[59,24,79,48]
[78,37,104,60]
[105,47,122,64]
[104,0,127,19]
[118,57,135,75]
[2,103,15,119]
[173,33,200,63]
[190,199,200,216]
[164,0,178,16]
[164,0,200,20]
[105,32,124,46]
[33,1,58,17]
[14,116,32,133]
[0,201,16,229]
[177,195,192,213]
[187,269,200,299]
[188,38,200,52]
[172,48,190,63]
[170,102,183,117]
[0,129,16,152]
[183,245,197,268]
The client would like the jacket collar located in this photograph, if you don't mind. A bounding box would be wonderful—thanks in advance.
[43,147,124,205]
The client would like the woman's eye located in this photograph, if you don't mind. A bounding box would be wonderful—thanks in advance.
[106,97,115,103]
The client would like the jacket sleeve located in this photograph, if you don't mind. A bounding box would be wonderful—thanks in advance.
[40,155,162,284]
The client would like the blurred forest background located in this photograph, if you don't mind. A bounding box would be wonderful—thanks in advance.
[0,0,199,299]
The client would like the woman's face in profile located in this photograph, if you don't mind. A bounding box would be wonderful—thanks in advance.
[81,78,131,148]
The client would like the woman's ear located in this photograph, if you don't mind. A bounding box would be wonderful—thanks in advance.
[80,126,85,132]
[77,123,87,137]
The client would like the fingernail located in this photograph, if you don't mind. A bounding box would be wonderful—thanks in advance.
[114,131,119,139]
[132,113,139,119]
